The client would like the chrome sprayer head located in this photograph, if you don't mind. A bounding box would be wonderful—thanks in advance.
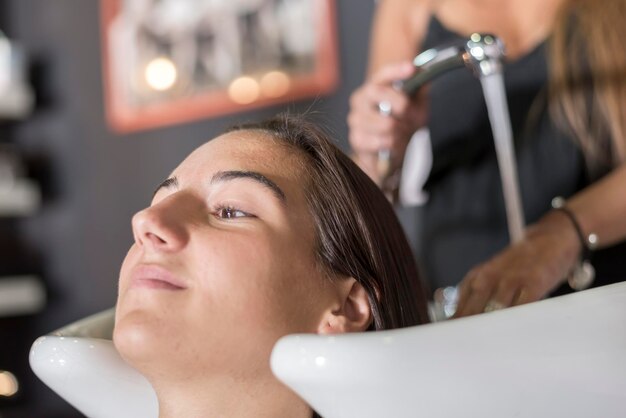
[396,33,506,95]
[465,33,506,77]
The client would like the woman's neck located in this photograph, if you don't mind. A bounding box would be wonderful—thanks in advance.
[154,373,311,418]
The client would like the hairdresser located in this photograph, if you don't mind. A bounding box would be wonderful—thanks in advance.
[348,0,626,317]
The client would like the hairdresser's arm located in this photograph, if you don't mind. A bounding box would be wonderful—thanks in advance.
[347,0,430,182]
[454,164,626,317]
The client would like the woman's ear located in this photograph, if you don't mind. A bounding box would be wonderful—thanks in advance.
[318,278,373,334]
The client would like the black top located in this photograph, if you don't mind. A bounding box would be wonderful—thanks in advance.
[417,16,625,291]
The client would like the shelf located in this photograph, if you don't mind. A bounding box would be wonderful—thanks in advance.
[0,33,34,120]
[0,83,33,119]
[0,179,40,216]
[0,275,46,317]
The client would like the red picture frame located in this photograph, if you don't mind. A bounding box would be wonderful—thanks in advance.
[100,0,339,133]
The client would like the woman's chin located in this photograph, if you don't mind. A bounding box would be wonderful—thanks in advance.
[113,311,168,371]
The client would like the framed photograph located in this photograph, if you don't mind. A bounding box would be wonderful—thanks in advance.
[100,0,339,133]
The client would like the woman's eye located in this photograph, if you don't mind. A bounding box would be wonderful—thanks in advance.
[215,206,251,219]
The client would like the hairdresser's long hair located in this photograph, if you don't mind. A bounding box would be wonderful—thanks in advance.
[230,114,430,330]
[549,0,626,172]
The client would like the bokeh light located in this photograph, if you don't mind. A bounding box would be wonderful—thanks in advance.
[145,57,178,91]
[228,76,261,104]
[0,370,19,397]
[260,71,291,98]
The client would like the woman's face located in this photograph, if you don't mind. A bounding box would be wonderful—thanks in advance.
[114,130,340,382]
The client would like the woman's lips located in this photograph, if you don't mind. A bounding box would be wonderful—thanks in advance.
[130,264,187,290]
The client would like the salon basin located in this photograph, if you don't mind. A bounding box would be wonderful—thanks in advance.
[29,309,158,418]
[272,282,626,418]
[30,283,626,418]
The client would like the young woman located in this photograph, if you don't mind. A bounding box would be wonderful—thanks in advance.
[113,114,429,417]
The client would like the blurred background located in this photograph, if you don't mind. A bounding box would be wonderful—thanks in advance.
[0,0,385,416]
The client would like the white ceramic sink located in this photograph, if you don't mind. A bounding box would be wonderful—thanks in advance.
[29,309,158,418]
[30,282,626,418]
[271,282,626,418]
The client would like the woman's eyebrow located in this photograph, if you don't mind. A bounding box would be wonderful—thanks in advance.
[211,170,286,204]
[153,176,179,197]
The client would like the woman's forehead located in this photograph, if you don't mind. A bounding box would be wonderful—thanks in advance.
[202,131,294,163]
[174,130,307,190]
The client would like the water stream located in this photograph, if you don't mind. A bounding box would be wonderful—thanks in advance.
[432,70,526,321]
[480,72,526,244]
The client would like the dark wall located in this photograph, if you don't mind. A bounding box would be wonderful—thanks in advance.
[3,0,377,415]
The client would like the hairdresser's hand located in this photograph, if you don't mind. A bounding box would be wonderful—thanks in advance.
[453,211,582,318]
[347,61,427,185]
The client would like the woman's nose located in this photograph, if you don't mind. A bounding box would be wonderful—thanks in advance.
[131,198,189,253]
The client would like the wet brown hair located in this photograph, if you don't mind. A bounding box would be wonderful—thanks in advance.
[549,0,626,172]
[229,113,430,330]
